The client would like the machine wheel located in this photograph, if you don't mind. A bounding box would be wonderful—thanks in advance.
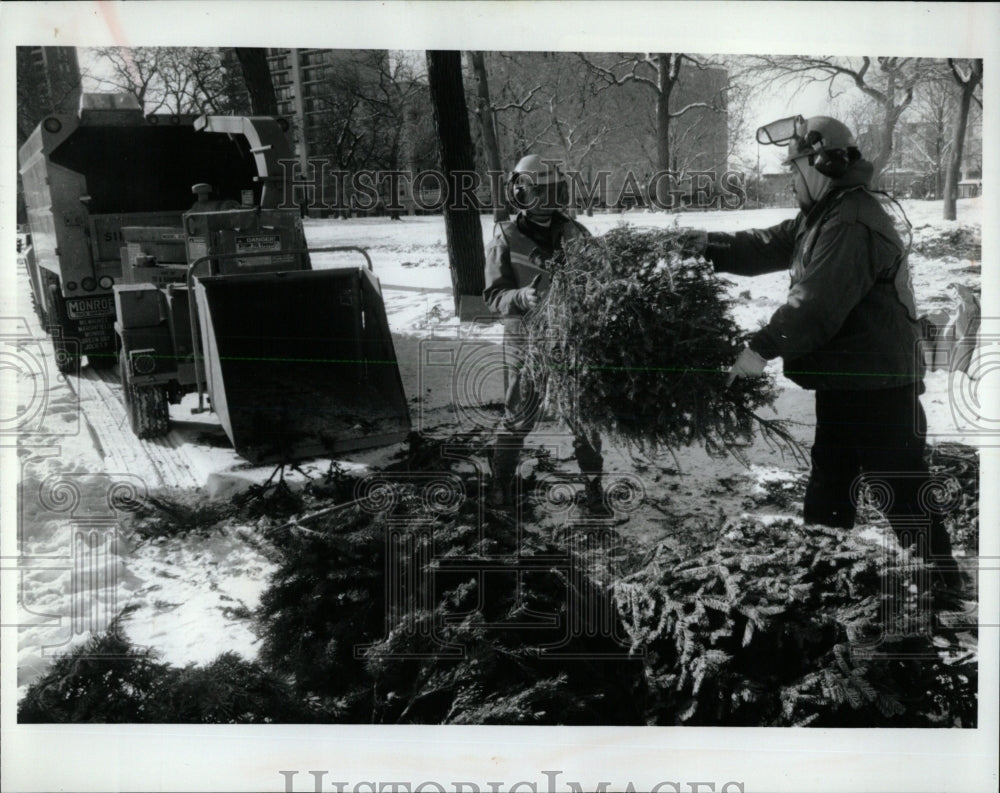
[88,343,118,370]
[119,350,169,439]
[52,337,79,374]
[89,354,117,370]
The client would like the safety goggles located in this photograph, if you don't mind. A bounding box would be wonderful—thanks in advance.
[756,115,808,146]
[758,115,830,167]
[513,177,570,210]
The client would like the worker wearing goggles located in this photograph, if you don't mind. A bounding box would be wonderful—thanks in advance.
[483,154,605,512]
[680,114,966,609]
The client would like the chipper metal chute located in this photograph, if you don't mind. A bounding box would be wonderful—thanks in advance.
[191,262,410,463]
[109,112,410,462]
[116,239,411,463]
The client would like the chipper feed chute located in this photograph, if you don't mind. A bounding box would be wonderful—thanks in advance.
[192,267,410,463]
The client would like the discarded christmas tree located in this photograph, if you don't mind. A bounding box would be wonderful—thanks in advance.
[524,225,801,462]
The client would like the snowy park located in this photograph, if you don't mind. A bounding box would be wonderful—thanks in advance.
[14,197,984,726]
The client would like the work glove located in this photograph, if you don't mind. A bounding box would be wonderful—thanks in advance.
[726,345,767,386]
[676,229,708,257]
[512,274,543,312]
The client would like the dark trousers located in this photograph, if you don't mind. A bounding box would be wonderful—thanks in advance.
[495,330,603,478]
[804,384,957,570]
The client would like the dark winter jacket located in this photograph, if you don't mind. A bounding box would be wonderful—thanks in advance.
[704,160,924,391]
[483,211,589,331]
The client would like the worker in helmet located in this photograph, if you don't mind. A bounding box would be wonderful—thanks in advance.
[682,115,966,606]
[483,154,605,510]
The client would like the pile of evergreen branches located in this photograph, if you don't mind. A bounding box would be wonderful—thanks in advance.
[615,517,977,727]
[256,482,646,724]
[20,434,976,726]
[523,226,801,463]
[18,624,307,723]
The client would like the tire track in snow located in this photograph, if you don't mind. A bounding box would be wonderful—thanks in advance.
[70,366,201,490]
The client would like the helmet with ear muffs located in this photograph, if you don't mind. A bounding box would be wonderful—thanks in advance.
[508,154,569,210]
[780,116,859,178]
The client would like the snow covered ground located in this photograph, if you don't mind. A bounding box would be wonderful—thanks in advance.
[13,197,986,700]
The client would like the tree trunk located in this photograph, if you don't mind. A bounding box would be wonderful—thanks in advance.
[943,87,972,220]
[235,48,278,116]
[870,105,899,184]
[654,54,675,207]
[943,59,982,220]
[399,102,419,216]
[585,163,595,216]
[426,51,487,315]
[470,51,508,222]
[656,52,680,207]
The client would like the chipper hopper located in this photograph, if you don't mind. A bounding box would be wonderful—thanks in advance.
[188,253,411,462]
[19,94,410,462]
[117,208,411,463]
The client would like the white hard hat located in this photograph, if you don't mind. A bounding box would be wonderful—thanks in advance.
[510,154,566,186]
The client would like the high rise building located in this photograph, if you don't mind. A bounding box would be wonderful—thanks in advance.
[25,46,82,114]
[266,48,386,171]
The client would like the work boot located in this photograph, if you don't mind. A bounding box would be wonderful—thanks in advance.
[583,476,614,517]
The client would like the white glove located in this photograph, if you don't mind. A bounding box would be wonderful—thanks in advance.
[512,273,543,312]
[726,346,767,386]
[678,229,708,256]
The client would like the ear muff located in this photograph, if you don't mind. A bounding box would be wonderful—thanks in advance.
[512,176,532,206]
[811,148,850,178]
[508,173,569,209]
[799,130,851,178]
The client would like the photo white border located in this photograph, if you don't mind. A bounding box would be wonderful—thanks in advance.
[2,2,997,791]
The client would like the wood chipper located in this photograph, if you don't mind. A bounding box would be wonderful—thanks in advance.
[19,94,410,463]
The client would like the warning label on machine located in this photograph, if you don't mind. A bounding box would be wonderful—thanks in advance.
[233,233,293,269]
[235,234,281,252]
[66,296,114,319]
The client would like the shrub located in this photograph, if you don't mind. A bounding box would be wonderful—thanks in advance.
[18,628,169,723]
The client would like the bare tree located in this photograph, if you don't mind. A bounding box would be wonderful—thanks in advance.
[468,51,508,221]
[484,52,638,212]
[89,47,165,111]
[577,53,726,205]
[536,57,613,173]
[942,58,983,220]
[426,50,486,316]
[87,47,246,114]
[317,52,430,171]
[487,53,549,160]
[742,56,939,178]
[903,67,957,199]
